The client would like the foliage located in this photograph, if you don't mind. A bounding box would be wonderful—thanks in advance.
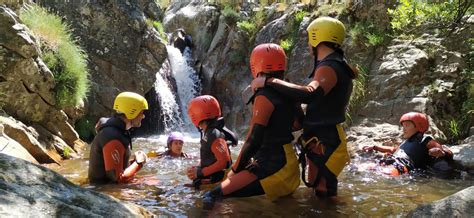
[237,20,257,38]
[74,116,97,142]
[147,19,168,43]
[349,21,387,47]
[222,5,241,24]
[346,64,368,124]
[388,0,471,37]
[280,10,307,54]
[20,4,89,108]
[62,146,71,159]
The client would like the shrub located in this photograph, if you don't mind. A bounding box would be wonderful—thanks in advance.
[346,64,367,123]
[20,4,89,108]
[74,116,96,142]
[237,20,257,38]
[349,21,386,47]
[222,5,240,24]
[388,0,470,36]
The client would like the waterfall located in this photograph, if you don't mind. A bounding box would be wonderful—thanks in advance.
[154,60,184,132]
[166,45,201,131]
[151,45,201,134]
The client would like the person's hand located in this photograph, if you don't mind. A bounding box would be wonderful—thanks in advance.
[135,151,148,164]
[428,147,445,158]
[186,166,198,180]
[227,169,235,179]
[251,75,266,92]
[362,145,375,152]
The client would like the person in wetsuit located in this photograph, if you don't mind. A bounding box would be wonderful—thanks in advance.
[251,17,356,200]
[88,92,149,184]
[202,43,301,209]
[186,95,237,189]
[362,112,454,177]
[151,131,188,158]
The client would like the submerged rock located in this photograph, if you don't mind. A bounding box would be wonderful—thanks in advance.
[408,186,474,217]
[0,154,152,217]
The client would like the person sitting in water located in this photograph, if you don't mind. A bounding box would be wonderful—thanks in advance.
[201,43,301,209]
[151,131,189,158]
[186,95,238,189]
[362,112,454,176]
[88,92,148,184]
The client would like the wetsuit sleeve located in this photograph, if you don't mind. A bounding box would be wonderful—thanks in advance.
[103,140,142,183]
[266,66,337,104]
[199,138,231,177]
[426,140,453,159]
[232,95,273,173]
[293,103,304,131]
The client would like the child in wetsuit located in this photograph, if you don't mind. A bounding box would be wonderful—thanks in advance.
[185,95,237,188]
[363,112,453,176]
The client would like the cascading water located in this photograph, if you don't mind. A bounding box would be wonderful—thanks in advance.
[166,45,201,131]
[153,60,184,132]
[151,45,201,133]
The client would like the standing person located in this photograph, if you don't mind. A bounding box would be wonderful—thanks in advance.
[88,92,149,184]
[362,112,454,177]
[186,95,237,189]
[252,17,356,200]
[202,43,301,209]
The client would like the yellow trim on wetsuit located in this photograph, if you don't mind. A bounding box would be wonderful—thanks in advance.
[259,143,300,200]
[325,124,350,176]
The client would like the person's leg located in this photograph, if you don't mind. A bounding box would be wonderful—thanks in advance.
[203,170,258,209]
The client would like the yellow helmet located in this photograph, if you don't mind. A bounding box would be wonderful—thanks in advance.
[307,17,346,47]
[113,92,148,119]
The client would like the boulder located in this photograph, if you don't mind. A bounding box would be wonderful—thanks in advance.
[37,0,167,120]
[408,186,474,217]
[0,153,152,217]
[0,124,38,164]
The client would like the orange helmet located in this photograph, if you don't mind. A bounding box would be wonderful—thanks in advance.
[399,112,429,133]
[187,95,221,127]
[250,43,287,78]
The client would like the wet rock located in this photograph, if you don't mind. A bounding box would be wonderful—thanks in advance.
[450,137,474,169]
[0,153,152,217]
[408,186,474,217]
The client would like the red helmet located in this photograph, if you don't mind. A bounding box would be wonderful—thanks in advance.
[399,112,429,133]
[250,43,287,78]
[187,95,221,127]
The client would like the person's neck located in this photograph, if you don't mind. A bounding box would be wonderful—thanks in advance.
[316,45,335,61]
[120,117,132,130]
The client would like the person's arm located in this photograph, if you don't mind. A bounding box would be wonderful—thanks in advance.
[265,66,337,103]
[197,138,231,177]
[232,95,273,173]
[103,140,144,183]
[426,140,453,159]
[373,144,398,154]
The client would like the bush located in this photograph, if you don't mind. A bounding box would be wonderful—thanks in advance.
[20,4,89,108]
[346,64,368,123]
[75,116,96,142]
[222,5,240,24]
[388,0,470,36]
[237,20,257,37]
[349,21,387,47]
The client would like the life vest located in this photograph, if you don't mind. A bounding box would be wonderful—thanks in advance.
[303,52,355,131]
[393,133,432,169]
[88,117,131,183]
[200,127,231,170]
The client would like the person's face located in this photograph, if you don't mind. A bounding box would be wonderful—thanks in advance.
[401,121,417,139]
[131,111,145,128]
[170,140,183,155]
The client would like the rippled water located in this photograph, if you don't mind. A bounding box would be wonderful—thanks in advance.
[47,135,474,217]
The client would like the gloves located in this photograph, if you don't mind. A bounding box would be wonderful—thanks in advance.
[135,151,148,164]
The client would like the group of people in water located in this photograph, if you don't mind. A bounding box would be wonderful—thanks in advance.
[87,16,454,209]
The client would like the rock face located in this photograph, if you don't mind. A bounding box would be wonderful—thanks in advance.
[0,5,83,162]
[0,153,152,217]
[37,0,167,120]
[408,186,474,217]
[451,136,474,170]
[0,124,38,164]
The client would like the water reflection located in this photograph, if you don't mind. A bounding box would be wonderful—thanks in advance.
[46,136,474,217]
